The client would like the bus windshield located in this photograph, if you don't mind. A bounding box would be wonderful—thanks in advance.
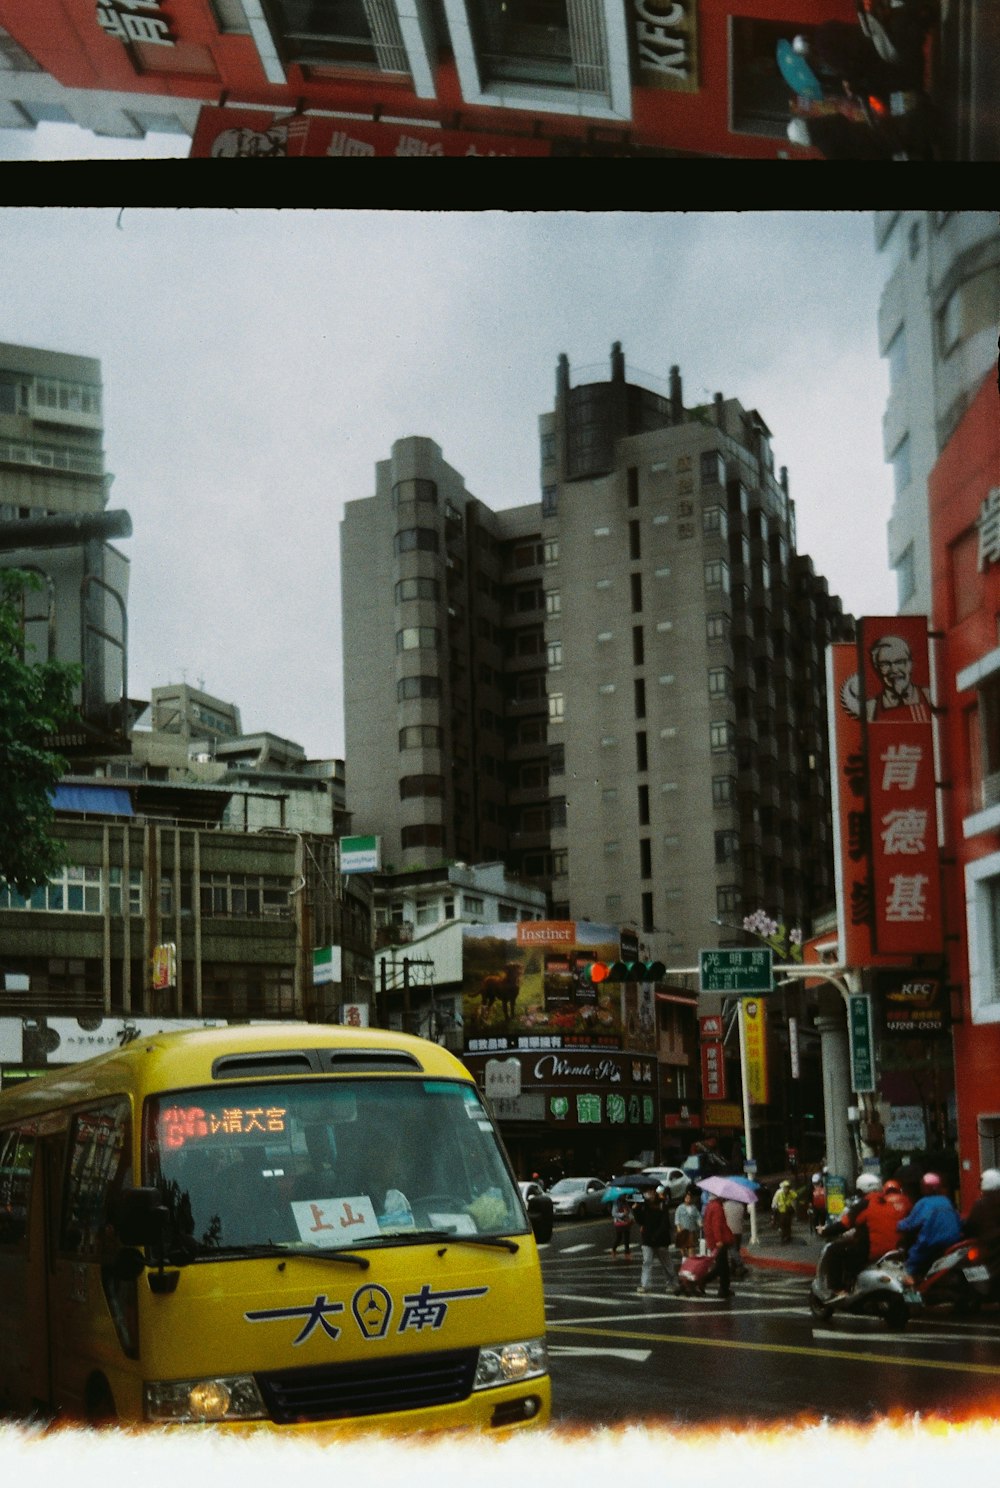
[145,1078,526,1256]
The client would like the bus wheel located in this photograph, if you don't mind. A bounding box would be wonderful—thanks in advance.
[85,1378,118,1427]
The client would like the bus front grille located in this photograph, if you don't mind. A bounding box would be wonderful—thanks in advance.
[256,1348,479,1423]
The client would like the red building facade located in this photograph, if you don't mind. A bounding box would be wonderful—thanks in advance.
[930,370,1000,1211]
[0,0,857,155]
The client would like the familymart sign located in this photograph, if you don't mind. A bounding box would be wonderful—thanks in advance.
[632,0,699,91]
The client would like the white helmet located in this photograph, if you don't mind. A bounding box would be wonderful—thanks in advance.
[856,1173,881,1194]
[981,1168,1000,1192]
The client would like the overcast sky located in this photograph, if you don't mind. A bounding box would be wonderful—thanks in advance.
[2,208,897,762]
[0,120,187,159]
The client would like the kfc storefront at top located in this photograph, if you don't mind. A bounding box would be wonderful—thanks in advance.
[4,0,862,155]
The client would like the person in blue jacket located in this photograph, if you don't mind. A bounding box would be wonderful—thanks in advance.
[896,1171,962,1286]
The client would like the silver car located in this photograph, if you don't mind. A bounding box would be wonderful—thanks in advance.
[548,1176,608,1218]
[640,1166,690,1201]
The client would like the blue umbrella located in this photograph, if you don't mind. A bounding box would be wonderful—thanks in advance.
[776,39,824,101]
[729,1174,760,1191]
[601,1185,639,1204]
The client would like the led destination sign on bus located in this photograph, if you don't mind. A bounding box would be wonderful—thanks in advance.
[158,1104,289,1150]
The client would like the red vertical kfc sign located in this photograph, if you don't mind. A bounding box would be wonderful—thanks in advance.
[858,617,942,956]
[828,622,942,964]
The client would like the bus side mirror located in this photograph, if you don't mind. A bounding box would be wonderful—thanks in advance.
[115,1186,168,1248]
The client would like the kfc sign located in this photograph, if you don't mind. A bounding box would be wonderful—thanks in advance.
[97,0,175,46]
[191,108,550,158]
[859,617,942,956]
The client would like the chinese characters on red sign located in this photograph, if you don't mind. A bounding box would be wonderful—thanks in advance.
[700,1039,727,1100]
[97,0,175,46]
[190,107,552,158]
[858,617,942,957]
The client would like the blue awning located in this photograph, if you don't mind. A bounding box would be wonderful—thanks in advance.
[50,784,134,817]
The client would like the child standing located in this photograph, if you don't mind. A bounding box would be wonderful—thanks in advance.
[673,1188,702,1258]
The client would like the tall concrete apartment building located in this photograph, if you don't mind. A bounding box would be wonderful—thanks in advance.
[0,339,133,753]
[875,210,1000,617]
[341,344,854,973]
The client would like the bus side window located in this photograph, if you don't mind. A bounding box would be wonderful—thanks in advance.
[0,1126,36,1248]
[60,1102,131,1258]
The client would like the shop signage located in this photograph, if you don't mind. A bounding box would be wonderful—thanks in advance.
[632,0,699,91]
[699,1014,723,1037]
[977,486,1000,570]
[741,998,769,1104]
[703,1102,742,1128]
[340,1003,369,1027]
[339,835,380,874]
[490,1093,546,1122]
[847,992,875,1093]
[191,108,550,158]
[700,1039,727,1100]
[858,616,942,957]
[485,1056,522,1099]
[877,970,950,1035]
[97,0,175,46]
[151,942,176,991]
[312,945,342,985]
[885,1104,926,1149]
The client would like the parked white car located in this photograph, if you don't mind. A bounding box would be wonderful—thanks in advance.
[548,1176,608,1217]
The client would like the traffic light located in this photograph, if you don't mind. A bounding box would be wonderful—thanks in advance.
[583,961,666,983]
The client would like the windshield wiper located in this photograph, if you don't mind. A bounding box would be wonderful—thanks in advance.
[400,1229,520,1254]
[196,1241,370,1269]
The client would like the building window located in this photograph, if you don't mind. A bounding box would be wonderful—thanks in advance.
[601,787,618,804]
[886,323,907,388]
[598,683,616,695]
[636,732,648,771]
[463,894,484,914]
[394,576,439,602]
[415,898,439,926]
[540,432,556,463]
[542,485,558,517]
[397,675,440,700]
[544,539,559,565]
[549,742,565,775]
[715,830,739,864]
[0,865,142,915]
[704,559,730,593]
[627,467,639,506]
[547,639,563,669]
[401,824,444,849]
[399,724,443,749]
[550,796,567,828]
[634,678,646,718]
[895,544,916,607]
[965,852,1000,1023]
[604,841,621,856]
[717,885,742,916]
[939,290,962,355]
[396,626,440,652]
[545,589,561,617]
[638,784,650,824]
[708,667,733,698]
[710,719,736,752]
[629,521,641,560]
[394,526,439,555]
[712,775,736,806]
[700,450,725,486]
[548,692,565,722]
[891,434,911,496]
[33,377,101,416]
[594,526,610,538]
[399,774,445,798]
[631,573,643,612]
[640,839,652,878]
[199,873,290,918]
[703,506,728,539]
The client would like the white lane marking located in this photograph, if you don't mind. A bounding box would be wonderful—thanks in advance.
[551,1306,807,1324]
[812,1326,998,1345]
[558,1244,598,1254]
[549,1346,652,1362]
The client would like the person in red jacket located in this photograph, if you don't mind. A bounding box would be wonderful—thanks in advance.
[702,1193,735,1299]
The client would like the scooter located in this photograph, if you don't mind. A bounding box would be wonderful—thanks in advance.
[915,1239,1000,1313]
[856,0,935,74]
[809,1242,911,1329]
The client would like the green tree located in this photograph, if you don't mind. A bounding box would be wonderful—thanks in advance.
[0,569,81,895]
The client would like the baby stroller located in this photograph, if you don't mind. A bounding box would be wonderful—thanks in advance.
[677,1249,720,1296]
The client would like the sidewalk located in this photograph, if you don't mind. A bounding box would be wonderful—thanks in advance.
[742,1221,825,1276]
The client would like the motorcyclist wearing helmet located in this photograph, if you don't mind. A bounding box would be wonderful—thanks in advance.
[816,1173,882,1296]
[961,1168,1000,1273]
[896,1172,962,1287]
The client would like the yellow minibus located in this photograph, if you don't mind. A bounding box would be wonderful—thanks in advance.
[0,1023,550,1433]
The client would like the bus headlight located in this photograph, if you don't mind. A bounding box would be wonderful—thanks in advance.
[145,1374,268,1422]
[474,1337,548,1390]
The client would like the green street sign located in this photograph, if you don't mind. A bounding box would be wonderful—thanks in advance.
[848,992,875,1093]
[699,948,773,993]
